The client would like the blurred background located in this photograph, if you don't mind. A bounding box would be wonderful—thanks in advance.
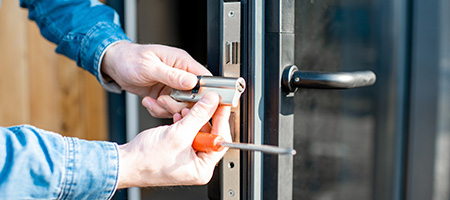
[0,0,107,140]
[1,0,450,200]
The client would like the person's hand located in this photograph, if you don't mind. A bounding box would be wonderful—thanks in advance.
[116,92,231,188]
[101,42,211,118]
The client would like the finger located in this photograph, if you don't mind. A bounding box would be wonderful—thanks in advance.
[157,95,193,115]
[211,106,232,138]
[147,83,166,99]
[179,108,211,133]
[151,62,199,90]
[181,108,190,117]
[196,149,228,167]
[181,58,212,76]
[159,85,173,96]
[142,97,172,118]
[199,123,212,133]
[152,44,212,76]
[166,47,211,76]
[197,106,231,164]
[173,113,182,123]
[173,92,220,140]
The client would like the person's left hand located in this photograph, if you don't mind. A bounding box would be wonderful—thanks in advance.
[101,42,211,118]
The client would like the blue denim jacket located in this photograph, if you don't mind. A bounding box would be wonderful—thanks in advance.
[19,0,131,93]
[0,125,119,199]
[0,0,131,198]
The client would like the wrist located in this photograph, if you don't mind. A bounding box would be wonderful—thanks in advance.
[117,143,135,189]
[101,41,132,82]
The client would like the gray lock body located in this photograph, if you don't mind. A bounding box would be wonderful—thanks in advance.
[170,76,246,107]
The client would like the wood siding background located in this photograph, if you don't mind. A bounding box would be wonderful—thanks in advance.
[0,0,107,140]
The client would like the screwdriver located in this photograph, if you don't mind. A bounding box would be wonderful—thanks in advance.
[193,132,297,155]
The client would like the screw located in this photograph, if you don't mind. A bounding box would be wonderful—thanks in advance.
[228,162,235,169]
[237,82,245,92]
[228,189,235,197]
[294,77,300,82]
[228,10,235,17]
[190,94,196,99]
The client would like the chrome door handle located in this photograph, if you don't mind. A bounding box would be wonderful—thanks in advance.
[282,65,376,92]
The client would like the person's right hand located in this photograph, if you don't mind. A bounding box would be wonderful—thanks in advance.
[101,42,212,119]
[116,92,231,188]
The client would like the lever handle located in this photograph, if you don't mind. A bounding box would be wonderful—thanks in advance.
[282,65,376,92]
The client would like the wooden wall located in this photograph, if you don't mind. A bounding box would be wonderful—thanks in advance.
[0,0,107,140]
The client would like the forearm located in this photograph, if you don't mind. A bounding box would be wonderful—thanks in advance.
[0,125,119,199]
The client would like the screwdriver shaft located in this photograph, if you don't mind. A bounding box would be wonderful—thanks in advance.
[220,142,296,155]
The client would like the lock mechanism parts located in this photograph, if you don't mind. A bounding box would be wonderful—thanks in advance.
[170,76,246,107]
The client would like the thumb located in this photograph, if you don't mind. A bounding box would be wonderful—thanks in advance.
[174,92,220,139]
[154,63,198,90]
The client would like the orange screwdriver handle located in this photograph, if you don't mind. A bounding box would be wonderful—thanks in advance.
[192,132,225,152]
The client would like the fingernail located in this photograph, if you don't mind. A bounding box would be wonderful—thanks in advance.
[144,99,152,110]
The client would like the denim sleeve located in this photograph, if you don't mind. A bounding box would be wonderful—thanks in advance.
[19,0,130,93]
[0,125,119,199]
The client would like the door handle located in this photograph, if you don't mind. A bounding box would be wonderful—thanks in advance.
[282,65,376,92]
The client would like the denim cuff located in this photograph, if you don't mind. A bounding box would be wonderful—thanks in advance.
[79,21,131,91]
[58,137,119,199]
[97,40,130,93]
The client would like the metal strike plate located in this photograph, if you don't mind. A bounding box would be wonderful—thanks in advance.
[222,2,241,200]
[223,2,241,78]
[170,76,246,107]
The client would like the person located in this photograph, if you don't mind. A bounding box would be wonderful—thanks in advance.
[0,0,232,199]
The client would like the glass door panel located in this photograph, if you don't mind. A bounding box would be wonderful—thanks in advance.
[292,0,395,199]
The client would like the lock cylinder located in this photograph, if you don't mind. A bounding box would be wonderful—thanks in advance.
[170,76,246,107]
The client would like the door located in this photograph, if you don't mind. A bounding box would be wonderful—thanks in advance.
[110,0,450,199]
[264,0,450,199]
[210,0,379,199]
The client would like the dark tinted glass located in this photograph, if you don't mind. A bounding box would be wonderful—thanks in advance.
[293,0,379,199]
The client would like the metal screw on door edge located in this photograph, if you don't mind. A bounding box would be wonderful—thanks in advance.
[228,10,235,17]
[237,82,245,92]
[228,189,235,197]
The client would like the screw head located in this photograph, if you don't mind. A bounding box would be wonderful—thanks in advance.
[228,162,235,169]
[190,94,196,99]
[294,77,300,82]
[228,10,235,17]
[228,189,235,197]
